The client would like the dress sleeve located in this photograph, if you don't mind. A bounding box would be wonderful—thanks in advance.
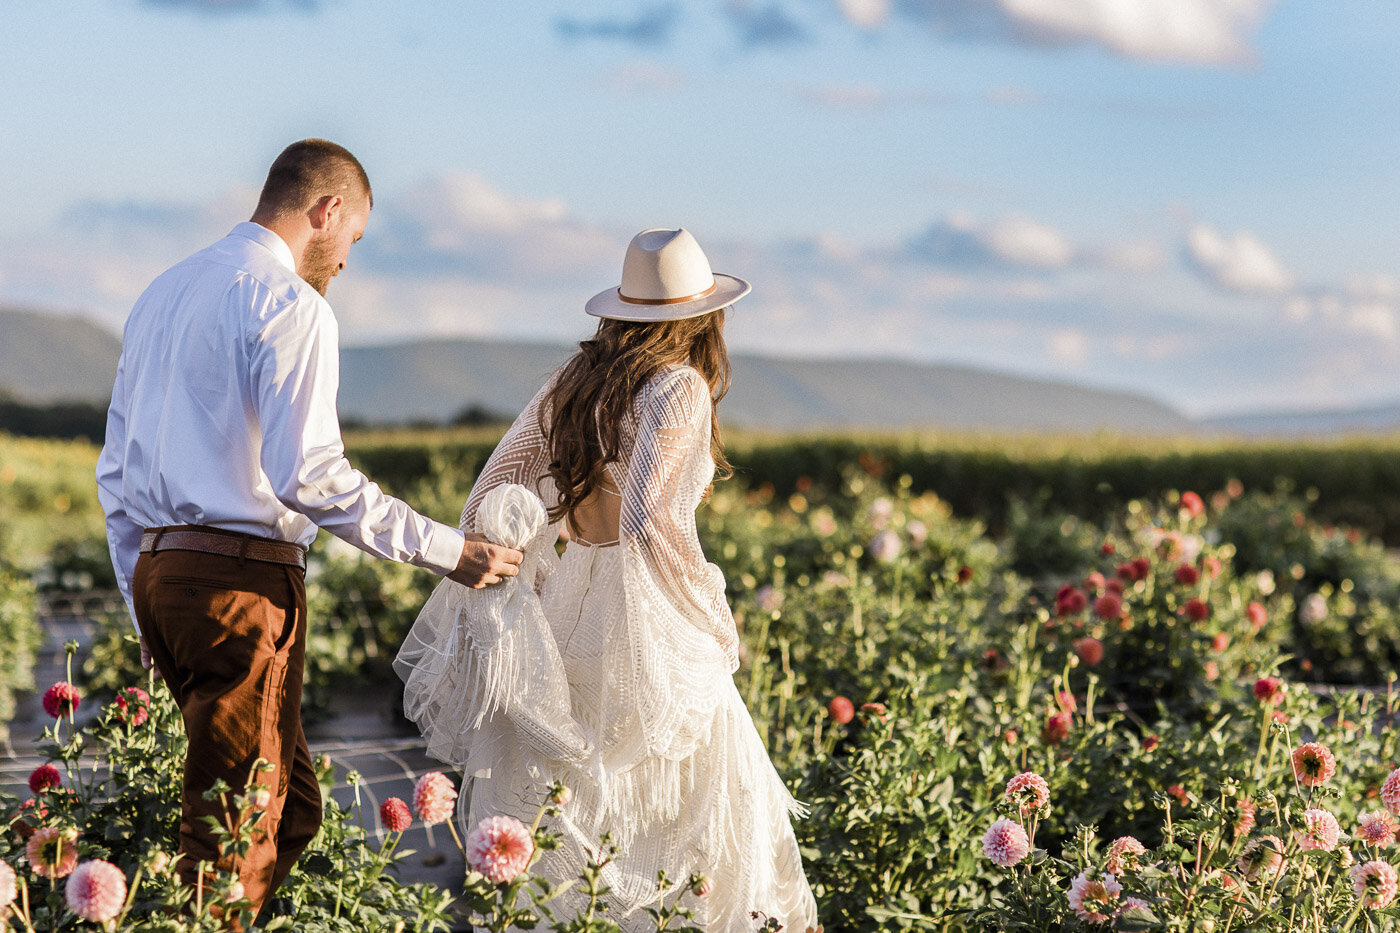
[619,366,739,670]
[459,376,559,535]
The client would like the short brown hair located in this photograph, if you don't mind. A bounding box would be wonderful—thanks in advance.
[254,139,372,219]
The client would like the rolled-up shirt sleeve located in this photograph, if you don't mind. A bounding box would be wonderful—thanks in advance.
[247,290,464,574]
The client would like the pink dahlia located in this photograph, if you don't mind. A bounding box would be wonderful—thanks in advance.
[1118,896,1151,916]
[41,682,81,718]
[380,797,412,834]
[981,819,1030,868]
[1292,742,1337,787]
[1254,677,1285,705]
[1042,712,1071,746]
[0,860,16,914]
[65,859,127,923]
[1359,810,1396,848]
[28,763,61,794]
[1093,592,1122,621]
[1180,491,1205,518]
[1056,585,1088,616]
[413,772,458,826]
[827,696,855,724]
[1073,637,1104,666]
[113,686,151,727]
[1067,870,1121,925]
[1239,835,1286,883]
[465,815,535,884]
[27,826,79,880]
[1298,808,1341,852]
[1005,772,1051,816]
[1246,602,1268,631]
[1105,836,1147,875]
[1352,860,1400,909]
[1233,798,1257,839]
[1183,598,1211,622]
[860,702,889,721]
[1382,768,1400,815]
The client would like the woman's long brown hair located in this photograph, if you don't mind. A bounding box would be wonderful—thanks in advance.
[541,309,733,524]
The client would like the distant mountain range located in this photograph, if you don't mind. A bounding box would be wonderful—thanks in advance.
[3,307,1397,436]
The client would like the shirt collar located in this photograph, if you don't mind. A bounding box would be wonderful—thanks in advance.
[229,222,297,273]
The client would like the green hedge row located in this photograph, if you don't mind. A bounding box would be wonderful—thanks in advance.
[346,431,1400,544]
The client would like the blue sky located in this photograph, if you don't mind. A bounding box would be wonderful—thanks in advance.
[2,0,1397,417]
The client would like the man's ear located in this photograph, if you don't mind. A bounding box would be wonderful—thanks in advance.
[308,195,343,231]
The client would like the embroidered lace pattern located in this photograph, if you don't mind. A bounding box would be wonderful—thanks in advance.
[395,365,818,931]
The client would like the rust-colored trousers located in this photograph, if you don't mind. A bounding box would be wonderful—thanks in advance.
[133,537,323,916]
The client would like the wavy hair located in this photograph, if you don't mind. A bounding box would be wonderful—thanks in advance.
[541,310,733,524]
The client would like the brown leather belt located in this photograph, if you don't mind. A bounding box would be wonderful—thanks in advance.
[139,527,307,570]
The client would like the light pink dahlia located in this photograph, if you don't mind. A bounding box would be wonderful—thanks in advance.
[465,815,535,884]
[1298,808,1341,852]
[412,772,458,826]
[1351,860,1399,908]
[0,860,16,913]
[113,686,151,727]
[1233,798,1257,839]
[1067,870,1121,925]
[1004,772,1051,816]
[1292,742,1337,787]
[1358,810,1396,848]
[1118,896,1151,916]
[1105,836,1147,875]
[981,819,1030,868]
[65,859,127,923]
[26,826,79,880]
[1382,769,1400,816]
[1239,835,1286,883]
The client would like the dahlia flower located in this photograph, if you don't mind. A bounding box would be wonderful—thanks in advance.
[1351,860,1399,909]
[827,696,855,724]
[981,819,1030,868]
[41,682,81,718]
[1298,808,1341,852]
[413,772,458,826]
[1381,768,1400,815]
[1239,835,1286,883]
[1105,836,1147,875]
[1004,772,1050,816]
[114,686,150,727]
[1291,742,1337,787]
[26,826,79,880]
[28,763,61,794]
[465,815,535,884]
[1073,637,1104,666]
[1067,870,1121,924]
[1233,798,1257,839]
[1253,677,1284,705]
[65,859,126,923]
[0,860,16,914]
[1358,810,1396,848]
[380,797,412,833]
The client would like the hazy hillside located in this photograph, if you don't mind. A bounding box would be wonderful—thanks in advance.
[0,309,122,403]
[4,309,1393,436]
[339,337,1194,433]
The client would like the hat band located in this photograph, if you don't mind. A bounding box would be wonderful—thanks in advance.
[616,282,717,305]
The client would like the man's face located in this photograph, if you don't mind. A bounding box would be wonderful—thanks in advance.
[302,196,369,296]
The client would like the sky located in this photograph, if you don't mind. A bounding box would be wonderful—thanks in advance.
[1,0,1397,418]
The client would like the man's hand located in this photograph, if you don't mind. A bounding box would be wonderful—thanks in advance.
[139,636,164,681]
[448,532,524,588]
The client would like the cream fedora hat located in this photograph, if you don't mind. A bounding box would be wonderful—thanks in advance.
[585,228,751,321]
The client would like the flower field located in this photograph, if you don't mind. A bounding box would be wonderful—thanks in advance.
[5,431,1400,929]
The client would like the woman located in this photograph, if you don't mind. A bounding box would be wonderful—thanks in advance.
[396,228,819,931]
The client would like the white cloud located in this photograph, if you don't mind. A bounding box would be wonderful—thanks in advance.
[838,0,891,29]
[913,212,1075,270]
[1184,224,1294,296]
[893,0,1275,65]
[1045,328,1090,366]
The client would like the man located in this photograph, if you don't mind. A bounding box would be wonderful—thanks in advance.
[96,139,522,918]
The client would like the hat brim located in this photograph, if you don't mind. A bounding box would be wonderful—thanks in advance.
[584,273,751,322]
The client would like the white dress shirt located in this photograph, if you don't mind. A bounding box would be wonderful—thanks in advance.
[97,222,465,630]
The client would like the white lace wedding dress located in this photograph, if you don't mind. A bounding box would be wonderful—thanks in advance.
[395,364,818,932]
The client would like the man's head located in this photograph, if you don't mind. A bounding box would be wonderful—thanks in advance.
[252,139,372,295]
